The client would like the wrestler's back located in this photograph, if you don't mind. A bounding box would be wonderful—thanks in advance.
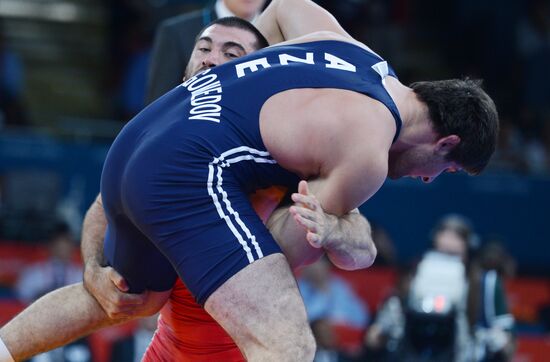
[104,36,403,206]
[259,33,400,185]
[260,87,397,181]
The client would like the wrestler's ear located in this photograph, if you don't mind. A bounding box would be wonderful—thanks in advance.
[435,135,460,156]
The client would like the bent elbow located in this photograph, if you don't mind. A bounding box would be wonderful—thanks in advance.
[352,241,377,270]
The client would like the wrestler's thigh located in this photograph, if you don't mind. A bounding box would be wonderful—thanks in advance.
[204,253,315,361]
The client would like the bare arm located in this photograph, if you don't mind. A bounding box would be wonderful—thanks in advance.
[81,194,107,272]
[318,209,375,270]
[82,194,150,318]
[291,180,375,269]
[267,205,323,268]
[254,0,352,44]
[268,180,377,270]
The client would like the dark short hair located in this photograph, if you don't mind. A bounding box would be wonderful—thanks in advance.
[410,79,499,175]
[198,16,269,50]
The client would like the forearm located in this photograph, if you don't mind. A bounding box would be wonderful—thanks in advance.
[267,207,323,269]
[255,0,350,44]
[267,207,376,271]
[253,0,284,44]
[323,210,376,270]
[81,194,110,302]
[81,194,107,268]
[0,283,122,361]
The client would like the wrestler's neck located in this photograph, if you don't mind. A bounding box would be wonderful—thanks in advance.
[386,80,436,152]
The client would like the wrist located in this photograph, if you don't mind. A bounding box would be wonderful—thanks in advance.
[83,261,101,290]
[321,213,339,248]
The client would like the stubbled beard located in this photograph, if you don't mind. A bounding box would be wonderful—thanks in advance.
[387,165,406,180]
[387,154,404,179]
[387,155,420,180]
[183,65,194,81]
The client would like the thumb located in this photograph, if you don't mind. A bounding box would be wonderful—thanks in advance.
[298,180,309,196]
[109,269,129,292]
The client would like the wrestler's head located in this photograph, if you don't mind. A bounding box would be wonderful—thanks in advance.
[184,17,269,79]
[388,78,499,183]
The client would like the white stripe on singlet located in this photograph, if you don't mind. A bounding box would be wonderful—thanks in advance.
[208,146,277,263]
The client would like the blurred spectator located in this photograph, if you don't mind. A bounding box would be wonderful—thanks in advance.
[366,215,484,361]
[111,314,159,362]
[539,304,550,334]
[0,20,27,128]
[523,121,550,175]
[311,318,340,362]
[476,239,517,278]
[146,0,266,103]
[469,241,516,362]
[516,0,550,130]
[487,118,527,173]
[371,223,397,267]
[364,265,413,361]
[103,0,154,121]
[15,222,82,303]
[403,215,476,361]
[101,0,153,122]
[118,25,152,121]
[298,256,369,329]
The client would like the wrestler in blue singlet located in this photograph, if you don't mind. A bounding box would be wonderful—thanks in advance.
[101,40,402,305]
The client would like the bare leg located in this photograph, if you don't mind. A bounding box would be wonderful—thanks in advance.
[205,254,316,361]
[0,283,169,361]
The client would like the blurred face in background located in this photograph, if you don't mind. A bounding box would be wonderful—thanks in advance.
[184,24,259,79]
[310,318,336,349]
[223,0,266,20]
[50,233,75,263]
[433,228,468,261]
[300,256,331,289]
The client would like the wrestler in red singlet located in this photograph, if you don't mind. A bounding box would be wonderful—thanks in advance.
[144,187,288,361]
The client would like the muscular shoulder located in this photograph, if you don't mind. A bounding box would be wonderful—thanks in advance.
[326,93,394,198]
[324,91,396,162]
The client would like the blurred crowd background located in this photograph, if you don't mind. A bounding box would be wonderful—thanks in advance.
[0,0,549,361]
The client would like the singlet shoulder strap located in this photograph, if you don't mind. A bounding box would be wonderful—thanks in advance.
[367,54,402,143]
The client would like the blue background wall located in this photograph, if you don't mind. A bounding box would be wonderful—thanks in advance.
[360,173,549,273]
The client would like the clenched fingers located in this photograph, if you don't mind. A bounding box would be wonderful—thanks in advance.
[291,210,319,232]
[290,205,319,221]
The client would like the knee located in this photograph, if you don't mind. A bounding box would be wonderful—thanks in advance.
[249,324,316,361]
[276,324,316,361]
